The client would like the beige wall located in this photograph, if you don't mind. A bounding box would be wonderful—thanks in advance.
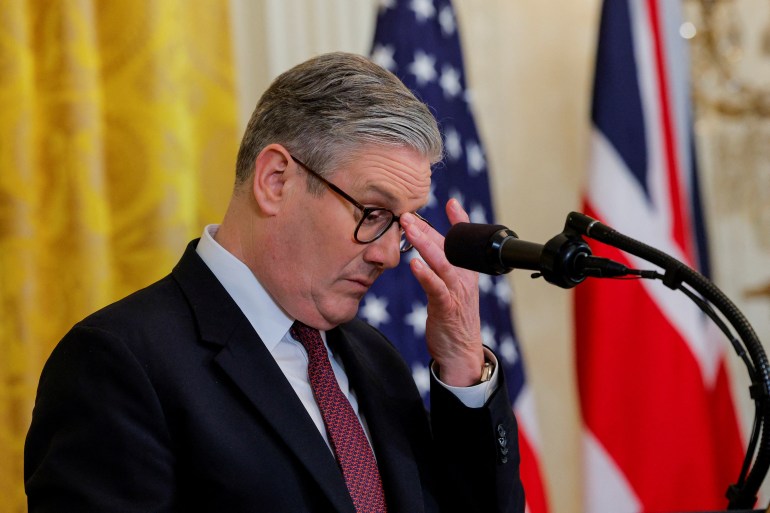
[229,1,770,511]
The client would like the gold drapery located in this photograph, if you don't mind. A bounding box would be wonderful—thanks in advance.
[0,2,239,510]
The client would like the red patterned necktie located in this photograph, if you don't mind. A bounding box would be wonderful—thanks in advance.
[290,321,387,513]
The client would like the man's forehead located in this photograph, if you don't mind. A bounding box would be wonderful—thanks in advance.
[361,180,431,216]
[328,145,431,194]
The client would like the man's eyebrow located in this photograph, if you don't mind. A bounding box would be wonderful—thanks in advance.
[360,182,429,212]
[362,183,400,206]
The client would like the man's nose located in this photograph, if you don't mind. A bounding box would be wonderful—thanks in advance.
[363,223,402,270]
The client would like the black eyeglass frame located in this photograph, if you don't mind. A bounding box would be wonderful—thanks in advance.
[289,154,431,253]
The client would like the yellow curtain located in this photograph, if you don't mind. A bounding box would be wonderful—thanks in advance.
[0,1,239,511]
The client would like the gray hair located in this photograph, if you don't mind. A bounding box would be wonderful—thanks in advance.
[234,52,443,192]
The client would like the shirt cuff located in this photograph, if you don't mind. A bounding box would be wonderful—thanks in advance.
[430,348,500,408]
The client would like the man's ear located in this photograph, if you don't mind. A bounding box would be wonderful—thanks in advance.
[252,144,292,215]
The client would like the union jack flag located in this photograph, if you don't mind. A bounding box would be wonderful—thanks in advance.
[577,0,744,510]
[362,1,549,511]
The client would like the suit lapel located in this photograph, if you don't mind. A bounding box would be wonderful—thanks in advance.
[172,242,355,513]
[329,326,427,513]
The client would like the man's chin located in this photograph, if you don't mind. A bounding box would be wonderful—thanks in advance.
[319,298,362,328]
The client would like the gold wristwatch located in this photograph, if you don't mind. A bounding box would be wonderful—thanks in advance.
[479,360,494,383]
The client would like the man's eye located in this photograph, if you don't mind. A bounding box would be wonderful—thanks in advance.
[362,210,390,225]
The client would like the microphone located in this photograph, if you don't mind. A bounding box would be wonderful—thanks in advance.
[444,222,635,289]
[444,223,537,275]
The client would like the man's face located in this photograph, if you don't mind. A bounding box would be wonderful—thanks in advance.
[269,145,432,330]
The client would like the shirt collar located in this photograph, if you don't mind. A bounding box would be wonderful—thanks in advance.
[195,224,294,352]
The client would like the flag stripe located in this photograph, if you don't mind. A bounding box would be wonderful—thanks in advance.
[646,0,693,261]
[518,427,549,513]
[591,0,648,197]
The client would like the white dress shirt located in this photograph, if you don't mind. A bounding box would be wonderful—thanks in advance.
[195,225,498,450]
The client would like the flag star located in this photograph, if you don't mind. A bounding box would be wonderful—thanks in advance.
[408,50,437,86]
[405,302,428,337]
[469,203,488,224]
[478,273,493,294]
[481,323,497,350]
[444,127,462,161]
[438,5,456,36]
[378,0,396,11]
[360,294,391,328]
[448,189,465,209]
[495,277,512,306]
[464,88,476,107]
[411,362,431,397]
[466,141,486,175]
[500,334,519,365]
[439,65,462,99]
[371,44,397,72]
[410,0,436,22]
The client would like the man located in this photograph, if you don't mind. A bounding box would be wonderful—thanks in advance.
[25,52,525,513]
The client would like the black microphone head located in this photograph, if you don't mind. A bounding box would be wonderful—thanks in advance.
[445,222,516,275]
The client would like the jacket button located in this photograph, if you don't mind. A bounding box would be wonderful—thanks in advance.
[497,423,509,463]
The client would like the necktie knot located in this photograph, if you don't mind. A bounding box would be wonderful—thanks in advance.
[291,321,322,349]
[291,321,331,366]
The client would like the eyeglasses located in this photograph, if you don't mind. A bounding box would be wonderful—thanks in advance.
[290,154,431,253]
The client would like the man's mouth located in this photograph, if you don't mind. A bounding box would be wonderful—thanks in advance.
[348,278,374,290]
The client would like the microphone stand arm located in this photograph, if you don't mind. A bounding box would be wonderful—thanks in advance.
[564,212,770,510]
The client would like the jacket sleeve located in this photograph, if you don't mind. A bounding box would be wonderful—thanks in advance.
[429,358,526,513]
[24,325,176,513]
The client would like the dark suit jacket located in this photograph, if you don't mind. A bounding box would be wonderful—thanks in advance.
[25,241,525,513]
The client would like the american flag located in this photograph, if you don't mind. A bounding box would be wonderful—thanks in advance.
[362,1,549,511]
[577,0,744,511]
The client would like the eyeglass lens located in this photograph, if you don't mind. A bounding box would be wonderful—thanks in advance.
[355,209,413,253]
